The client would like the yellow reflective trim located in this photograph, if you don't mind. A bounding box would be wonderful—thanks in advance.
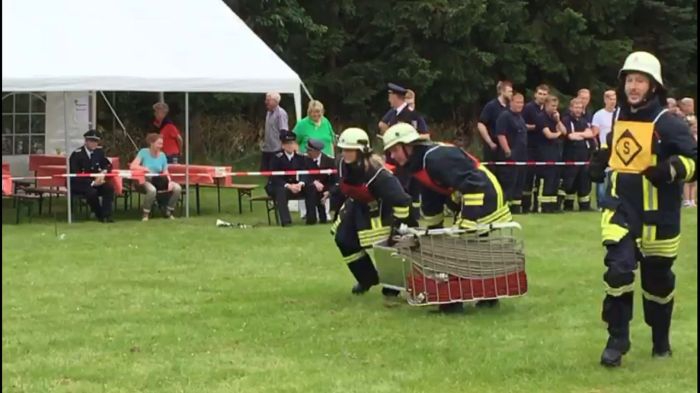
[641,155,658,242]
[342,250,366,264]
[479,166,504,208]
[643,290,675,305]
[601,209,628,243]
[478,205,512,225]
[412,202,421,208]
[678,156,696,181]
[393,205,409,219]
[605,282,634,297]
[422,212,444,226]
[610,171,618,198]
[537,179,545,212]
[456,217,477,229]
[640,235,681,257]
[565,194,576,201]
[509,199,522,206]
[539,196,557,203]
[370,216,383,230]
[579,195,591,203]
[558,189,567,197]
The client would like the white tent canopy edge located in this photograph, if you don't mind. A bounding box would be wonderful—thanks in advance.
[2,0,304,223]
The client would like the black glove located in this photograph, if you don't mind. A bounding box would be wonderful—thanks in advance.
[642,156,683,188]
[589,148,609,183]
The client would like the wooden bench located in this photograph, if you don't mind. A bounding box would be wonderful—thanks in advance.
[22,187,66,215]
[249,195,278,225]
[3,193,41,224]
[199,182,260,214]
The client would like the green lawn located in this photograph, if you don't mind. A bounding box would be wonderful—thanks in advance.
[2,190,697,393]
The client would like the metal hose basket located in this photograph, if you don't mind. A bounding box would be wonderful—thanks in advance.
[373,222,527,305]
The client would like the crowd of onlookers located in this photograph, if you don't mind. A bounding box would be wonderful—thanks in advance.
[70,85,697,224]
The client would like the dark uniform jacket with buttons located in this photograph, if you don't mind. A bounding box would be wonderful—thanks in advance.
[69,146,113,191]
[267,151,310,190]
[304,152,337,189]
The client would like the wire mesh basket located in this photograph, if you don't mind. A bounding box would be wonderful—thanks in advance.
[373,222,527,306]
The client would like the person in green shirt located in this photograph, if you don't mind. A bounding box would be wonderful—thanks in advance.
[294,100,336,157]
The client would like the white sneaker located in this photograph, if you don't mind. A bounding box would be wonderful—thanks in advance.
[142,216,149,222]
[683,200,692,207]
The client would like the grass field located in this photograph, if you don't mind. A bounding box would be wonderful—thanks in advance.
[2,190,697,393]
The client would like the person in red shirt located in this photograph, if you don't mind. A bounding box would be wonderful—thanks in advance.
[152,102,183,163]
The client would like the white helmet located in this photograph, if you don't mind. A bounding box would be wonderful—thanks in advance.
[618,51,663,87]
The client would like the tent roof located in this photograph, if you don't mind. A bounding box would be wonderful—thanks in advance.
[1,0,301,93]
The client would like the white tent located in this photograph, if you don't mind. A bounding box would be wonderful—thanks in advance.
[2,0,304,222]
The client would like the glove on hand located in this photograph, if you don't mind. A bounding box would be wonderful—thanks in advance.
[589,148,610,183]
[642,156,682,188]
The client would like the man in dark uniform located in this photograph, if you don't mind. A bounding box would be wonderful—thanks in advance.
[69,130,115,222]
[535,95,566,213]
[265,131,319,226]
[378,83,429,223]
[561,98,595,211]
[383,123,512,312]
[477,81,513,162]
[589,51,697,367]
[378,83,429,134]
[495,93,528,214]
[522,84,549,213]
[304,138,337,224]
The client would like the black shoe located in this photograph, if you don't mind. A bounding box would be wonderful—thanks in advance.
[438,302,464,314]
[102,216,115,223]
[281,222,292,227]
[351,282,370,295]
[381,287,400,297]
[600,337,631,368]
[475,299,500,308]
[306,220,317,225]
[652,348,673,358]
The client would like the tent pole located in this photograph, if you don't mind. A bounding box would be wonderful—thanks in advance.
[64,92,72,224]
[185,92,190,218]
[98,91,139,151]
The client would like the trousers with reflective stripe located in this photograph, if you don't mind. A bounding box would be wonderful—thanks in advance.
[599,172,680,340]
[333,199,393,288]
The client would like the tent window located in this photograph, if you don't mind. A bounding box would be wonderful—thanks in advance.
[2,92,46,156]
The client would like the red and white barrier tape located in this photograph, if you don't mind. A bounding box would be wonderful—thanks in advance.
[3,163,592,182]
[484,161,589,166]
[2,169,338,181]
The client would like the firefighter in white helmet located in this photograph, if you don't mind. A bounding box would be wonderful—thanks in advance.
[330,127,413,295]
[589,51,697,367]
[383,122,511,312]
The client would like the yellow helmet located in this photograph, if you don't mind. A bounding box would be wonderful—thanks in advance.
[337,127,371,152]
[382,123,421,151]
[619,51,663,86]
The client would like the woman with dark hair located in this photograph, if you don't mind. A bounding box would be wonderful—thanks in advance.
[331,127,413,296]
[130,133,182,221]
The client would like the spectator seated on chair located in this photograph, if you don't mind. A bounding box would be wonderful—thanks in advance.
[265,130,319,227]
[130,133,182,221]
[303,138,338,223]
[69,129,115,223]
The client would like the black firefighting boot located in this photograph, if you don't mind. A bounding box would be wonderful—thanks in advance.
[381,287,401,297]
[475,299,500,308]
[600,327,631,367]
[347,254,379,295]
[645,298,674,358]
[438,302,464,314]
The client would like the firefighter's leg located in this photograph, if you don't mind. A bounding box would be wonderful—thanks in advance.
[640,224,680,357]
[600,209,638,367]
[333,202,379,294]
[539,164,559,213]
[421,189,447,229]
[408,179,421,224]
[577,165,592,211]
[561,166,577,211]
[522,147,537,213]
[496,165,516,206]
[509,165,526,214]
